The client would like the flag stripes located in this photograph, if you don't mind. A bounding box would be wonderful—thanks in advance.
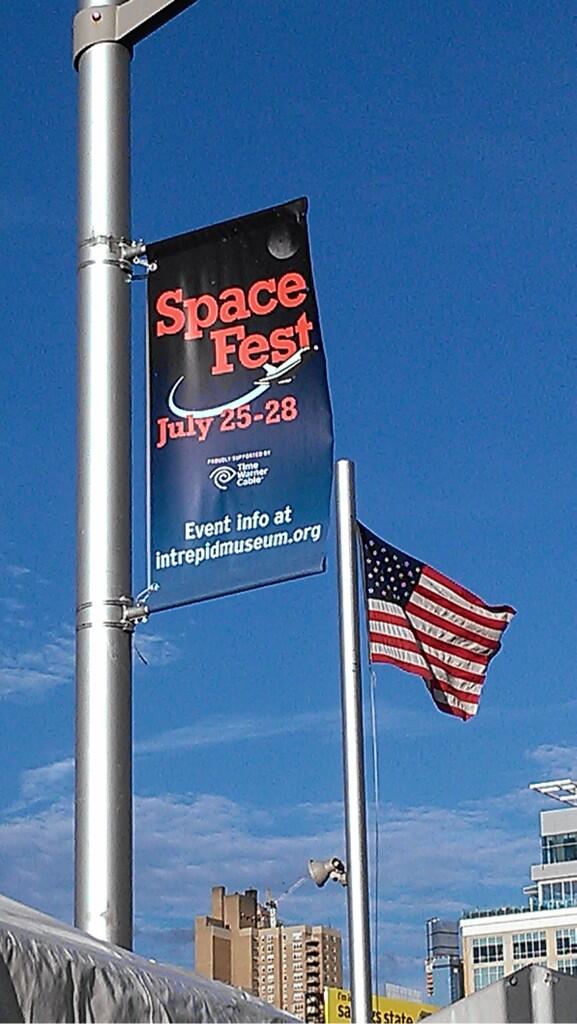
[359,525,515,721]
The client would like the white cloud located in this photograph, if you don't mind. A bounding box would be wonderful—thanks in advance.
[133,631,180,666]
[0,597,25,612]
[0,631,74,699]
[19,759,74,804]
[0,744,549,993]
[0,624,179,701]
[0,788,346,969]
[135,697,433,757]
[136,709,338,755]
[5,565,32,579]
[528,744,577,779]
[0,776,543,994]
[0,800,73,924]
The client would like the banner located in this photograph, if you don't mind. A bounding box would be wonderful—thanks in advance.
[324,987,438,1024]
[146,199,334,611]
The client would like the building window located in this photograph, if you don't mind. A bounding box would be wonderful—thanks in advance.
[542,832,577,864]
[542,881,577,907]
[473,965,504,991]
[556,929,577,956]
[557,958,577,975]
[472,936,504,964]
[512,931,547,960]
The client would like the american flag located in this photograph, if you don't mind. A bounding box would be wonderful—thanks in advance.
[358,524,515,721]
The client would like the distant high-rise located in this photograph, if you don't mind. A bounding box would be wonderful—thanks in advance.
[195,885,343,1019]
[425,918,463,1004]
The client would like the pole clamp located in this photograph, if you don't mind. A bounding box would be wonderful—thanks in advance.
[77,235,155,279]
[73,0,199,69]
[76,599,133,631]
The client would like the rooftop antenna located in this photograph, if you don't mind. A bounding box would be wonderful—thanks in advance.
[529,780,577,805]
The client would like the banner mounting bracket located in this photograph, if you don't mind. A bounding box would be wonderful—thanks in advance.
[118,581,157,626]
[119,584,159,629]
[129,245,157,280]
[120,238,158,279]
[77,235,153,279]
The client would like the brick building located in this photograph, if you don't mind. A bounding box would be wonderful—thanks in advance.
[195,885,342,1019]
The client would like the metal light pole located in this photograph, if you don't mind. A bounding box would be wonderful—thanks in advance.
[73,0,197,948]
[335,459,372,1023]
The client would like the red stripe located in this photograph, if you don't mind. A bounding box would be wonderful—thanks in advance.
[405,601,500,650]
[427,687,475,721]
[415,580,510,631]
[370,611,490,670]
[424,565,516,616]
[370,650,432,681]
[411,625,490,666]
[425,650,486,684]
[428,674,482,707]
[368,630,422,657]
[369,623,487,682]
[367,608,409,629]
[371,630,485,692]
[432,700,472,721]
[369,642,482,719]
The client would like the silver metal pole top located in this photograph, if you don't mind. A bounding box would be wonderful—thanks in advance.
[74,0,199,67]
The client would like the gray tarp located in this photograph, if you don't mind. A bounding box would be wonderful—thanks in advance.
[427,963,577,1023]
[0,894,298,1023]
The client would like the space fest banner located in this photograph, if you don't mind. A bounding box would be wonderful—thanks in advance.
[146,198,334,611]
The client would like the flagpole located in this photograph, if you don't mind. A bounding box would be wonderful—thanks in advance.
[335,459,372,1024]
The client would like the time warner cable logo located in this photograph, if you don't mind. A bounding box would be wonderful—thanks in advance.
[209,466,237,491]
[209,460,270,490]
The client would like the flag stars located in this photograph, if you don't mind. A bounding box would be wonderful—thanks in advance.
[359,527,423,608]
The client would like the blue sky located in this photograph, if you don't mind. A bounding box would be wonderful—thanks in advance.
[1,0,575,998]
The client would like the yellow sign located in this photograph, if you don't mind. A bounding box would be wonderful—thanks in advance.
[324,986,438,1024]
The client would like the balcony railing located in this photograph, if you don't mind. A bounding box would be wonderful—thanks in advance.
[463,897,577,920]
